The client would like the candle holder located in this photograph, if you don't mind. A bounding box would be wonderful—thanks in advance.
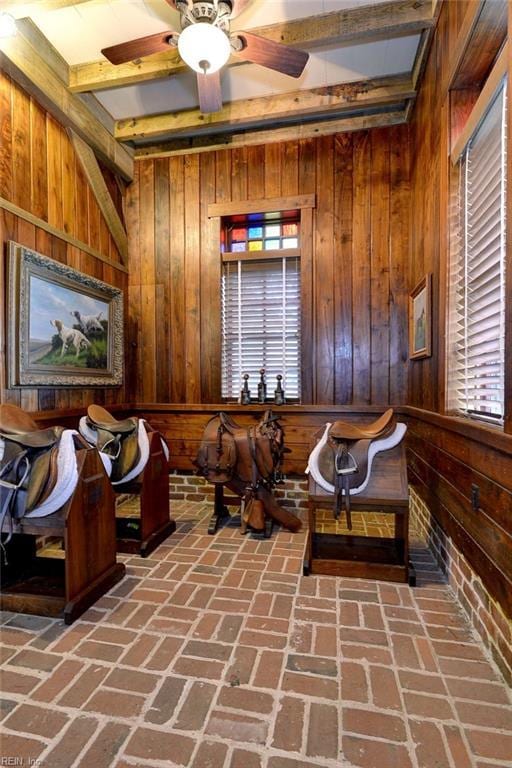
[240,373,251,405]
[257,368,267,403]
[274,374,285,405]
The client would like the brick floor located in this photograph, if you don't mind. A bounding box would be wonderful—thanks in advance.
[1,501,511,768]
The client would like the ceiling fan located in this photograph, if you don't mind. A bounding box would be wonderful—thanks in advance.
[101,0,309,114]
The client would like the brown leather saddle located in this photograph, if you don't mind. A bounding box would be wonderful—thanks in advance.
[316,409,395,529]
[194,410,297,532]
[0,404,64,543]
[194,410,285,486]
[85,405,140,483]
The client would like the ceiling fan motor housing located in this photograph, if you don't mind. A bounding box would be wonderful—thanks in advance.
[179,1,232,32]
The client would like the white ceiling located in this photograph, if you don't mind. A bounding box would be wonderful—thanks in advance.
[5,0,421,120]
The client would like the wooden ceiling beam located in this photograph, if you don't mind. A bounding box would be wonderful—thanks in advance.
[68,129,128,262]
[133,108,408,159]
[115,74,415,141]
[69,0,435,93]
[0,17,134,181]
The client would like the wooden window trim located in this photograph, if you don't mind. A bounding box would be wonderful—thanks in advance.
[451,42,508,165]
[208,193,315,218]
[222,248,301,263]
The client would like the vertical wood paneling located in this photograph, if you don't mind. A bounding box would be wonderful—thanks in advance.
[61,131,75,235]
[333,133,353,404]
[200,152,221,403]
[298,138,317,404]
[12,85,31,211]
[408,1,474,414]
[139,161,156,402]
[247,145,265,200]
[281,142,298,197]
[389,124,410,405]
[231,146,248,202]
[0,71,127,411]
[0,74,13,200]
[154,157,171,402]
[30,99,47,220]
[215,150,231,203]
[315,136,335,404]
[352,132,372,404]
[370,128,391,404]
[169,156,186,403]
[125,161,142,403]
[131,129,410,406]
[264,143,281,198]
[46,117,63,230]
[184,154,201,402]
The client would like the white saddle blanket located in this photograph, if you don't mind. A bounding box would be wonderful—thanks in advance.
[306,422,407,496]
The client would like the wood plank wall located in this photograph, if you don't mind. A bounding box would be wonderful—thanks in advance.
[126,125,410,406]
[409,0,474,412]
[407,0,512,621]
[0,71,128,411]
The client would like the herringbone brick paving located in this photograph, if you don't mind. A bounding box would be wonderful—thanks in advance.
[1,501,511,768]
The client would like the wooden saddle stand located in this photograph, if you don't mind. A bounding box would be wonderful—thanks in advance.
[0,404,125,624]
[82,405,176,557]
[306,409,415,585]
[194,411,301,538]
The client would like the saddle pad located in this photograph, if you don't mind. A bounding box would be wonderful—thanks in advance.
[24,429,79,518]
[79,417,162,485]
[307,422,407,496]
[112,419,150,485]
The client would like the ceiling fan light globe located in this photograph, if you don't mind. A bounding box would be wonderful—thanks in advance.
[0,12,17,38]
[178,23,230,74]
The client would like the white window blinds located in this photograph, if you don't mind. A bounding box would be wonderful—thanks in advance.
[221,257,301,400]
[448,81,507,422]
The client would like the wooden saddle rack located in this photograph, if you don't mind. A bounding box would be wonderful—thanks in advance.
[306,409,413,585]
[0,404,125,624]
[79,405,176,557]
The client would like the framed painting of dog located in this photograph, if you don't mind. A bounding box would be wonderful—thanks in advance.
[6,242,123,387]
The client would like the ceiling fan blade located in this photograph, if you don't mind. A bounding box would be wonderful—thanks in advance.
[197,71,223,114]
[232,31,309,78]
[101,31,175,65]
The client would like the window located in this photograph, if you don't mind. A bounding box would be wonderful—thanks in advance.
[221,213,301,400]
[447,80,507,423]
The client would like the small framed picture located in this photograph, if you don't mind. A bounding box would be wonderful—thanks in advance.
[409,273,432,359]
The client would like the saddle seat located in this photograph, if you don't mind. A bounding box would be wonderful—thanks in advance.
[87,405,138,435]
[0,404,62,449]
[328,409,394,441]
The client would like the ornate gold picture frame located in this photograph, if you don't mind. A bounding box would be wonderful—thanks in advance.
[7,241,123,387]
